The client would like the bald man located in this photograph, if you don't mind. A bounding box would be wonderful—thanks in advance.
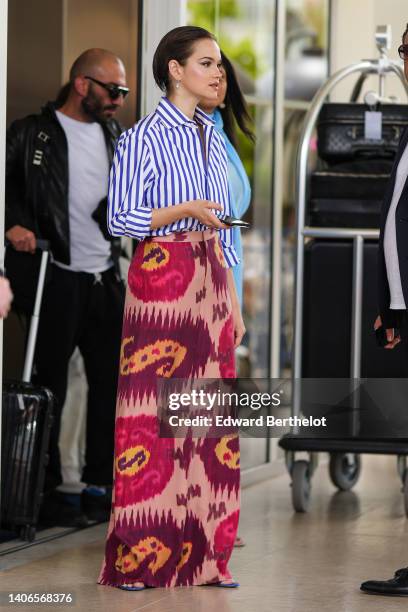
[5,49,129,527]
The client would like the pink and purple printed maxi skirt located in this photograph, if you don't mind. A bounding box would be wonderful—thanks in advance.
[98,229,240,588]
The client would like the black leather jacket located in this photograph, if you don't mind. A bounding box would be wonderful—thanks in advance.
[6,101,123,271]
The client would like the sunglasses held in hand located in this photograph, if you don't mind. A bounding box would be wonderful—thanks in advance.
[85,76,130,100]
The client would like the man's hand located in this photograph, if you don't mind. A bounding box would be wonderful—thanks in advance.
[0,277,13,318]
[6,225,36,253]
[374,315,401,349]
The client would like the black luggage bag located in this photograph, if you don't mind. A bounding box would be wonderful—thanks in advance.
[1,242,54,542]
[308,197,383,228]
[308,162,388,228]
[1,383,53,541]
[309,103,406,227]
[316,103,408,163]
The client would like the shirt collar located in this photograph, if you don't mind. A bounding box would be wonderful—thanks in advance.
[156,97,215,129]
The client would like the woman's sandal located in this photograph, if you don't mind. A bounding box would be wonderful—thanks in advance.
[234,536,246,548]
[202,579,240,588]
[118,583,146,591]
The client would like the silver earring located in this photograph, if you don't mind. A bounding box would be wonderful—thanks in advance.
[175,80,181,90]
[219,102,226,109]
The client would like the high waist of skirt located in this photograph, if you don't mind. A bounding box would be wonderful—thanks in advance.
[147,229,217,244]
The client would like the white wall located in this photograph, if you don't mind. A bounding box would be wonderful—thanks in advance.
[140,0,186,115]
[330,0,408,102]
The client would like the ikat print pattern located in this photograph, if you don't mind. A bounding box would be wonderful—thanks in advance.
[98,230,240,588]
[114,414,174,507]
[128,241,196,302]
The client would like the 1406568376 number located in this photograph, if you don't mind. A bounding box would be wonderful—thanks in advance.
[6,592,74,605]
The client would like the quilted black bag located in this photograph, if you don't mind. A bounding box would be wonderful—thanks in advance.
[317,103,408,163]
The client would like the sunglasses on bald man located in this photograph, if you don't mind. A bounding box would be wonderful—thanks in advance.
[85,76,129,100]
[398,44,408,60]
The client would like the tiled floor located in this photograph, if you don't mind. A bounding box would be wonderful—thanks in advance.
[2,455,408,611]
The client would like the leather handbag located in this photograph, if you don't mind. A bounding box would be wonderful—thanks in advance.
[317,103,408,163]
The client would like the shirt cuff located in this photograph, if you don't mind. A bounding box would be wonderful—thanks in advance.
[110,207,153,241]
[222,242,240,268]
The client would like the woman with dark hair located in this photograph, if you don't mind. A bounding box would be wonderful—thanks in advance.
[199,50,253,307]
[98,26,243,591]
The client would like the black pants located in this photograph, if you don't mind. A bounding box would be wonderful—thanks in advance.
[34,264,125,491]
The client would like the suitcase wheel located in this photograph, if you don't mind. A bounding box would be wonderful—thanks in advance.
[291,460,312,513]
[20,525,36,542]
[329,453,361,491]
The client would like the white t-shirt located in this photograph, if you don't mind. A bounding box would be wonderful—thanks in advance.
[55,111,112,273]
[383,142,408,309]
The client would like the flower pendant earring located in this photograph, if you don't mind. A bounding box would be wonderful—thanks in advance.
[175,80,181,90]
[219,102,226,109]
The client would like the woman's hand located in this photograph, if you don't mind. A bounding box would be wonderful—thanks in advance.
[150,200,228,231]
[187,200,228,230]
[0,277,13,318]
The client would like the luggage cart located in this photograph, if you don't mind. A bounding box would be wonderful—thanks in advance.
[279,26,408,513]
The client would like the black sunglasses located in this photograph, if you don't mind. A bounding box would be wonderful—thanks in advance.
[85,76,129,100]
[398,44,408,60]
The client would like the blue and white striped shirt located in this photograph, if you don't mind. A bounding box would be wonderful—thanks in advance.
[107,96,239,267]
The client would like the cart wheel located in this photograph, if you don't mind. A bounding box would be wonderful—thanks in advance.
[329,453,361,491]
[20,525,36,542]
[20,525,28,541]
[291,460,312,513]
[26,526,36,542]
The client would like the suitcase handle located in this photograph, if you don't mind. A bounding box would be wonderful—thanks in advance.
[3,239,51,382]
[22,247,50,383]
[36,239,50,252]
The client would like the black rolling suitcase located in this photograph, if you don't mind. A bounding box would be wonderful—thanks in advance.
[302,239,408,378]
[1,242,54,542]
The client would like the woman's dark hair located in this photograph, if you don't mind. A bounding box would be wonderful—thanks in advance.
[153,25,216,92]
[219,51,254,145]
[403,23,408,42]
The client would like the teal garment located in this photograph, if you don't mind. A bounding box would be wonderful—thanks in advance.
[211,109,251,306]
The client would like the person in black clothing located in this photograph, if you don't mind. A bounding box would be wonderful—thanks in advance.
[361,25,408,597]
[5,48,128,526]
